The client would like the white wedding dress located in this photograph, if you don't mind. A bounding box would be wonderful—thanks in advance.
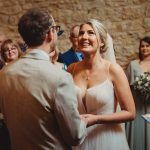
[73,79,130,150]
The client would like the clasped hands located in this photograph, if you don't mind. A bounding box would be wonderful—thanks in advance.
[80,114,99,127]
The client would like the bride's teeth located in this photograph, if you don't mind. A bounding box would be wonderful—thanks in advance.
[82,43,89,46]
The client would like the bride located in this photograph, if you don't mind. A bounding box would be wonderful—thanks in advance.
[67,19,135,150]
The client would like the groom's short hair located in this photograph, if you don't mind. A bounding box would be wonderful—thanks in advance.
[18,8,53,47]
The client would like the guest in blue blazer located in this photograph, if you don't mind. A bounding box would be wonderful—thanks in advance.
[58,25,83,66]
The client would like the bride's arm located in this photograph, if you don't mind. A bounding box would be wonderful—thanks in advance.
[81,63,136,127]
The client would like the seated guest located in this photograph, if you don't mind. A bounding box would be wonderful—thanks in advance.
[58,25,83,66]
[1,39,23,66]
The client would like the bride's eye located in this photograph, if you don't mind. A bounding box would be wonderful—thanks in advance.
[87,30,95,35]
[79,31,84,36]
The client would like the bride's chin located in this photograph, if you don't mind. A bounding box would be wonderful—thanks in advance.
[79,47,91,51]
[81,49,96,54]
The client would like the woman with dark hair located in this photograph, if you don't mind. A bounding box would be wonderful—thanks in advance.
[126,36,150,150]
[139,36,150,60]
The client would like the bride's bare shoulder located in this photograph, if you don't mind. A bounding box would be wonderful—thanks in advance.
[109,62,126,80]
[67,62,80,74]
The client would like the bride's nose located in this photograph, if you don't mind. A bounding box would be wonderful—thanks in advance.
[82,32,89,39]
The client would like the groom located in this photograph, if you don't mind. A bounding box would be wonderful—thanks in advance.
[0,8,87,150]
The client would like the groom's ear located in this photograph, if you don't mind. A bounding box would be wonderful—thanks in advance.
[46,30,52,42]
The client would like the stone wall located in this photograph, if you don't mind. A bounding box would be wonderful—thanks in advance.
[0,0,149,69]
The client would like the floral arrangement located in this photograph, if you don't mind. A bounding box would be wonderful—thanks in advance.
[133,72,150,100]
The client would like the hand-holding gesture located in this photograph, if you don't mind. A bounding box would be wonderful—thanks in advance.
[80,114,98,127]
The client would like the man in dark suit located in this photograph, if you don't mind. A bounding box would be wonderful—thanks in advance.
[0,8,87,150]
[58,25,83,66]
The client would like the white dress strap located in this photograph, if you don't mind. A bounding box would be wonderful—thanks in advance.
[107,62,111,80]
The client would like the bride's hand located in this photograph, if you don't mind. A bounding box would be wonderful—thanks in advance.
[81,114,98,127]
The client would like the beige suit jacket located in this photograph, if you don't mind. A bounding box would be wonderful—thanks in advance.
[0,49,87,150]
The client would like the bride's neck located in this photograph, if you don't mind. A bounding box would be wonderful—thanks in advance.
[83,53,102,69]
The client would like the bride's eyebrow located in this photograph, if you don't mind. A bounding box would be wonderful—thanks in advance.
[79,29,94,32]
[88,30,94,32]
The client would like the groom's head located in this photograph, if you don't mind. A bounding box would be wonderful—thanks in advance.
[18,8,57,48]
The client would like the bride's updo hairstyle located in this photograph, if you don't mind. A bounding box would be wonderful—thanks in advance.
[83,19,108,53]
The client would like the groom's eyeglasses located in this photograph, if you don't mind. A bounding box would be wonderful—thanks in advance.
[49,25,64,36]
[51,26,60,33]
[47,13,64,36]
